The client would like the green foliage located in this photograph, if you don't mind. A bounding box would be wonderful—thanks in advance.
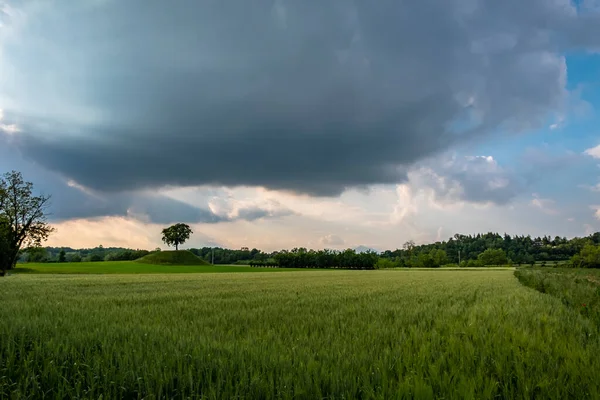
[23,231,600,269]
[12,261,305,274]
[375,258,400,269]
[0,171,53,275]
[161,223,193,251]
[25,246,49,263]
[460,259,483,268]
[380,232,600,265]
[65,253,82,263]
[515,268,600,325]
[478,248,509,266]
[1,271,600,398]
[104,249,151,261]
[272,248,378,269]
[57,249,66,263]
[571,244,600,268]
[88,254,104,262]
[135,250,209,265]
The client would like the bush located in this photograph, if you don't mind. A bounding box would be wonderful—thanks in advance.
[478,248,508,266]
[66,253,82,263]
[460,259,483,268]
[571,244,600,268]
[375,258,399,269]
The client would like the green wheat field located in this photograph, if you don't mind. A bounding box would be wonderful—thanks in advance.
[2,269,599,399]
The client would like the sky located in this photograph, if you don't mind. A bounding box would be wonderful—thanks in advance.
[1,0,600,252]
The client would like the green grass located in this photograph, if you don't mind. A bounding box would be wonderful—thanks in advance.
[12,261,303,274]
[394,266,515,270]
[135,250,210,265]
[515,267,600,327]
[2,270,600,398]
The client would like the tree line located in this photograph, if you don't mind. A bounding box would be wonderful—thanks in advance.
[4,169,600,274]
[380,232,600,267]
[250,248,379,269]
[16,233,600,269]
[22,246,155,263]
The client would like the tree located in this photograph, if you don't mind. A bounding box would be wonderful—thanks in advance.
[161,223,193,251]
[25,246,49,263]
[478,248,508,266]
[0,216,11,273]
[89,254,103,262]
[58,249,66,263]
[0,171,54,276]
[430,249,449,266]
[571,244,600,268]
[403,240,416,258]
[66,253,82,263]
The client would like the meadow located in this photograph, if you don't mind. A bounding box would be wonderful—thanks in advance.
[11,261,307,274]
[2,270,600,398]
[515,267,600,327]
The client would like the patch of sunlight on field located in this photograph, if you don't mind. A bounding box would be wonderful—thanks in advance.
[1,270,599,398]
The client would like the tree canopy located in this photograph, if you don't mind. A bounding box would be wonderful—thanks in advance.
[478,248,509,266]
[161,223,193,251]
[0,171,53,276]
[571,244,600,268]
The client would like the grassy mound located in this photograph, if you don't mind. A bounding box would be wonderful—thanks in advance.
[135,250,210,266]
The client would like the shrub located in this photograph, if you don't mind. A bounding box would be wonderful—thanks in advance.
[478,248,508,266]
[375,258,399,269]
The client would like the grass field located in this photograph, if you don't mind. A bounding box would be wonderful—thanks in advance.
[11,261,304,274]
[135,250,210,265]
[2,270,600,398]
[515,267,600,327]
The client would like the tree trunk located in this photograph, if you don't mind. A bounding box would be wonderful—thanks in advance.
[176,243,179,251]
[8,249,19,271]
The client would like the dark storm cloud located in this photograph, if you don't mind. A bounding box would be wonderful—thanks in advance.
[235,206,294,221]
[0,139,287,223]
[50,188,227,224]
[3,0,600,196]
[49,185,291,224]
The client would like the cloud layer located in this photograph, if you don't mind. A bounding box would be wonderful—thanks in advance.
[2,0,599,197]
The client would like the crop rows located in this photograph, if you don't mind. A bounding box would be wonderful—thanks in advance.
[1,271,599,398]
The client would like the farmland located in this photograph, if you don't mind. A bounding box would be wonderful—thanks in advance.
[11,261,306,274]
[2,270,600,398]
[515,267,600,326]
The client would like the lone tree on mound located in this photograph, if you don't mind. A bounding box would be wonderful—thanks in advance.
[161,223,193,251]
[0,171,54,276]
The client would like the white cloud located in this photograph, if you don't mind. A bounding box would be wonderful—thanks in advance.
[591,205,600,220]
[319,234,345,247]
[0,108,19,135]
[580,182,600,192]
[530,194,559,215]
[549,115,565,130]
[584,144,600,159]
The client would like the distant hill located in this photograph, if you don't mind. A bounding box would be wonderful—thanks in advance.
[354,245,380,254]
[135,250,210,266]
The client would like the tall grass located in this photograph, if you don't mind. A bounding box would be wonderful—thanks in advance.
[515,267,600,328]
[1,270,599,398]
[12,261,308,274]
